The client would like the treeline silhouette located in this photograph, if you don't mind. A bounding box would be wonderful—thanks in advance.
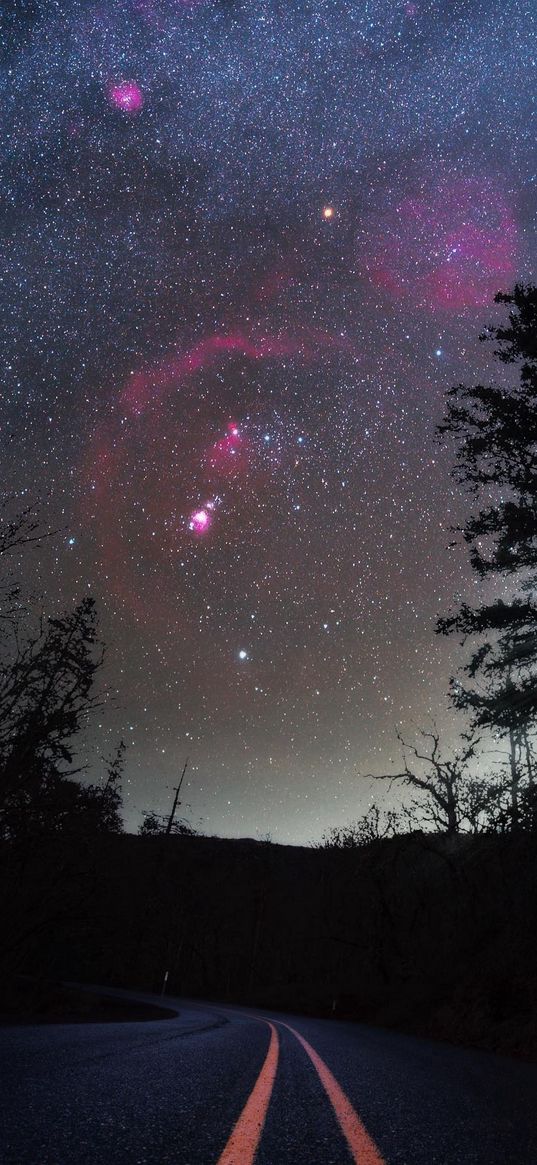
[324,285,537,848]
[3,830,536,1054]
[1,287,537,1054]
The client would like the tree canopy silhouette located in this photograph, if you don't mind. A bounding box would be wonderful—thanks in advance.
[437,285,537,822]
[0,499,124,840]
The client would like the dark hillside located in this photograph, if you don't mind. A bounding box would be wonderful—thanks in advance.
[2,831,536,1057]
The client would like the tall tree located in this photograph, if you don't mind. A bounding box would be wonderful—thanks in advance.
[0,496,50,631]
[0,597,103,822]
[87,738,126,835]
[0,497,125,841]
[437,285,537,822]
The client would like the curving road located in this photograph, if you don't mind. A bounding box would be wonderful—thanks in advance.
[2,993,537,1164]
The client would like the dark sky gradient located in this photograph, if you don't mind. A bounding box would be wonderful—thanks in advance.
[2,0,536,841]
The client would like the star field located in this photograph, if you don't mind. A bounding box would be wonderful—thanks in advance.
[2,0,536,841]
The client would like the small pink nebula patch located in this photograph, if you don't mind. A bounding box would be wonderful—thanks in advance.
[108,82,144,113]
[207,421,247,476]
[189,508,211,534]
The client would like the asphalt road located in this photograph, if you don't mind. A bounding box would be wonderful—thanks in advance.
[2,993,537,1164]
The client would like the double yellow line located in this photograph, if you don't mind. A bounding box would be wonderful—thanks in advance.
[217,1016,386,1164]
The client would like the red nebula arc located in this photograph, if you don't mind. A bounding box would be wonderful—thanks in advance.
[83,329,349,623]
[120,332,317,416]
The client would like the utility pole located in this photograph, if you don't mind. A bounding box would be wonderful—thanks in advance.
[160,757,189,996]
[164,757,189,836]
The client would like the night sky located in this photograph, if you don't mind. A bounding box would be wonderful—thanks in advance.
[2,1,536,842]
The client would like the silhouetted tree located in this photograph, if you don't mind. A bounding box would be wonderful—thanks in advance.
[0,765,124,842]
[0,496,125,840]
[519,784,537,834]
[138,809,196,836]
[138,810,163,836]
[368,728,481,836]
[457,772,506,835]
[89,739,126,834]
[0,496,50,631]
[0,597,103,827]
[437,284,537,822]
[319,805,403,849]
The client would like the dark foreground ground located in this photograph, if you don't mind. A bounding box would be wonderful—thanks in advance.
[0,979,176,1025]
[2,991,537,1164]
[4,832,537,1058]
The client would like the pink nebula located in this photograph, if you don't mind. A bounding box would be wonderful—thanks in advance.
[108,82,144,113]
[189,508,211,534]
[120,333,311,414]
[361,175,518,312]
[207,421,248,477]
[83,328,352,624]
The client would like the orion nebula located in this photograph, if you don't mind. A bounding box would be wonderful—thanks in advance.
[84,329,354,628]
[2,0,535,841]
[189,507,212,534]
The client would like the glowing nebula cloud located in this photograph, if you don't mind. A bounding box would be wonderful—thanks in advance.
[107,82,144,113]
[83,329,348,623]
[361,175,518,311]
[206,422,249,478]
[120,333,315,416]
[189,507,211,534]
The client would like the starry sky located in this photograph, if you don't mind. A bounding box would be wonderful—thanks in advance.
[2,0,536,842]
